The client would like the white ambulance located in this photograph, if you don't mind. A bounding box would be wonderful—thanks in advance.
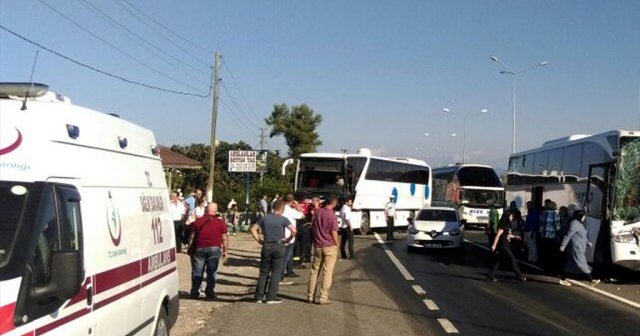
[0,83,179,335]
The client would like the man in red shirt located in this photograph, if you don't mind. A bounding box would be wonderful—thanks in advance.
[307,194,339,304]
[189,202,228,299]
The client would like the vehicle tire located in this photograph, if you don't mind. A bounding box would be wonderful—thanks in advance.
[358,212,370,235]
[154,307,170,336]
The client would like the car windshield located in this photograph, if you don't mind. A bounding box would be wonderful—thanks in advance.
[613,137,640,224]
[416,209,457,222]
[0,182,31,268]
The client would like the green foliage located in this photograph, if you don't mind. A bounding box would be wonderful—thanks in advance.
[613,139,640,223]
[169,142,294,211]
[265,103,322,158]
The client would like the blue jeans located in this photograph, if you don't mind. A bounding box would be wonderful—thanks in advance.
[190,246,222,297]
[281,243,294,279]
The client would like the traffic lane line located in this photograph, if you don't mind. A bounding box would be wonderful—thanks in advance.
[412,285,426,295]
[375,232,461,335]
[374,232,415,281]
[437,318,459,334]
[423,299,439,311]
[463,238,640,311]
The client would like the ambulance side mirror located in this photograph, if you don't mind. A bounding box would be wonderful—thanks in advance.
[50,250,83,300]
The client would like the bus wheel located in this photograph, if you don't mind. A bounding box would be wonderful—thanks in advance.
[358,212,370,235]
[154,307,170,336]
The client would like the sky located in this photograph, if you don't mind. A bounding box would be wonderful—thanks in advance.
[1,0,639,170]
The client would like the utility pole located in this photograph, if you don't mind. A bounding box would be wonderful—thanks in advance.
[259,127,267,182]
[206,52,221,202]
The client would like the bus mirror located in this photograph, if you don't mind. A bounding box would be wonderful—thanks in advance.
[282,158,295,176]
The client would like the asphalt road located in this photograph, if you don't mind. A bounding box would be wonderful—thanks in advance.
[194,229,640,336]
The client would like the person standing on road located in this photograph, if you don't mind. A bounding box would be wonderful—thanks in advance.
[487,211,526,283]
[385,196,397,241]
[558,210,600,286]
[281,193,304,281]
[486,199,500,247]
[340,197,355,259]
[258,195,269,221]
[169,191,187,252]
[523,201,540,263]
[307,194,340,304]
[250,200,297,303]
[539,199,561,273]
[188,202,229,299]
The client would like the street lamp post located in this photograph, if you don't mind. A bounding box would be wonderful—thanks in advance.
[442,108,487,163]
[490,56,549,154]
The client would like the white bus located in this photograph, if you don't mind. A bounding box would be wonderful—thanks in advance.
[432,164,504,226]
[506,130,640,271]
[287,148,432,234]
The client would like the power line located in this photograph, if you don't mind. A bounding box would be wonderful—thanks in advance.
[0,24,211,98]
[75,0,212,80]
[220,98,256,136]
[114,0,211,67]
[220,82,262,129]
[221,60,264,121]
[35,0,207,94]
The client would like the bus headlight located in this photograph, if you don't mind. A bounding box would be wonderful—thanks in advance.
[613,234,637,244]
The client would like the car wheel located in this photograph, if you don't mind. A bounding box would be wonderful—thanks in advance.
[154,307,170,336]
[358,212,370,235]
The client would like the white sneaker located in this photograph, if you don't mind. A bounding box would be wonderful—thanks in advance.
[279,280,293,285]
[558,279,572,286]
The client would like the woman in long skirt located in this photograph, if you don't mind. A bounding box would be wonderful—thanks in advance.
[558,210,600,286]
[487,210,527,283]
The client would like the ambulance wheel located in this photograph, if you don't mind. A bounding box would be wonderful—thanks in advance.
[358,212,370,235]
[154,308,170,336]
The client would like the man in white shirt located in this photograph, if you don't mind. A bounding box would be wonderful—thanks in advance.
[384,196,397,241]
[281,193,303,282]
[169,191,187,251]
[340,197,354,259]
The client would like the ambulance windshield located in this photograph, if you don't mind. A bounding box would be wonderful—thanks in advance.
[0,182,30,267]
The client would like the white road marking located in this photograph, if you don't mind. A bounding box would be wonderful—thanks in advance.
[412,285,426,295]
[374,232,415,281]
[439,262,449,268]
[463,239,640,311]
[437,318,459,334]
[423,299,439,311]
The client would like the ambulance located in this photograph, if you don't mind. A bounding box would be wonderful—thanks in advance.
[0,83,179,335]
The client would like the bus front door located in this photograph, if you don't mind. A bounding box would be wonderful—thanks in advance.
[584,163,615,264]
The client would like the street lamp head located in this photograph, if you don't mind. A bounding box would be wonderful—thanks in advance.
[442,107,451,113]
[539,61,550,66]
[480,109,488,113]
[490,56,498,62]
[424,133,430,136]
[451,133,457,137]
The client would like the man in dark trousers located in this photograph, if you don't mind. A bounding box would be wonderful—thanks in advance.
[188,202,228,299]
[250,200,297,304]
[384,196,397,241]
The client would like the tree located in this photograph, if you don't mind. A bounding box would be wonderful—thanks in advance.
[265,103,322,158]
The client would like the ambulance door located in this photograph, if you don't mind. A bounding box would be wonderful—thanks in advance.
[13,182,94,335]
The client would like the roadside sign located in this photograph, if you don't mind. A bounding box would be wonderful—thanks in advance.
[228,150,268,172]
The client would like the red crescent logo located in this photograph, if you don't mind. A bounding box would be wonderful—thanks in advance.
[0,129,22,156]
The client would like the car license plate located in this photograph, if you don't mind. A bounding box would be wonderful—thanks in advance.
[423,244,441,248]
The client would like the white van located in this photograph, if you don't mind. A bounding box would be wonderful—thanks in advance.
[0,83,179,335]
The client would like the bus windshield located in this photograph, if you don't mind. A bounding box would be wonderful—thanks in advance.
[614,137,640,224]
[0,182,31,269]
[460,188,504,208]
[457,166,503,187]
[297,158,345,192]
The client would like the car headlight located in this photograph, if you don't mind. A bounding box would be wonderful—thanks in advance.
[449,229,461,236]
[408,225,418,234]
[613,234,637,244]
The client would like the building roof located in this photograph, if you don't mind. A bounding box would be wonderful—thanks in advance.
[159,145,202,170]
